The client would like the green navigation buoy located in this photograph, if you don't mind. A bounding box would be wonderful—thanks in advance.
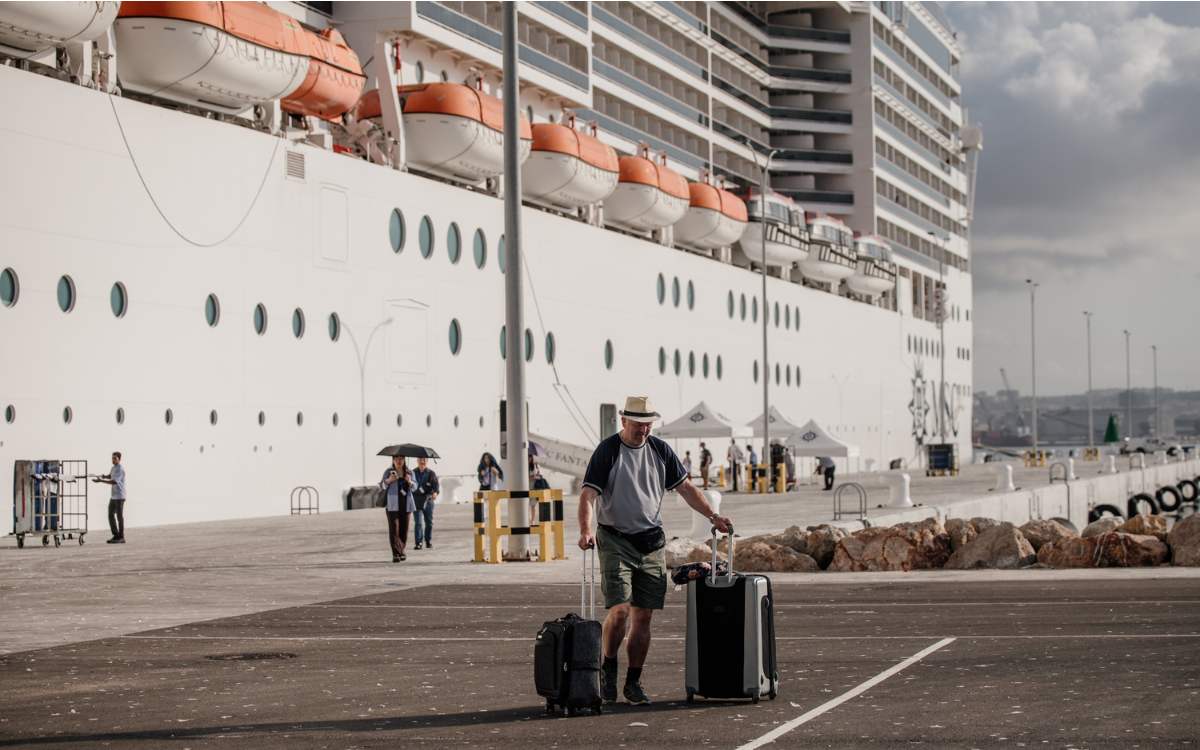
[1103,414,1120,443]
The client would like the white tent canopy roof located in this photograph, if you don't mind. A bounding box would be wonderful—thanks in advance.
[655,401,752,439]
[746,405,805,438]
[784,419,860,457]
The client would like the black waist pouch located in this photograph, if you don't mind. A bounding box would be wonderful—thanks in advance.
[601,524,666,555]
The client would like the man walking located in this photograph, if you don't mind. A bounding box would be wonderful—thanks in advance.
[747,444,758,489]
[699,442,713,490]
[727,439,743,492]
[578,397,732,706]
[818,456,836,490]
[96,452,126,543]
[411,457,439,549]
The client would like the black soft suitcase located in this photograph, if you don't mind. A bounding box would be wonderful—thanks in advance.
[534,545,603,716]
[685,528,778,703]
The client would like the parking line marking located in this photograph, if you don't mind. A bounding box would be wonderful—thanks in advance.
[736,638,956,750]
[118,633,1200,643]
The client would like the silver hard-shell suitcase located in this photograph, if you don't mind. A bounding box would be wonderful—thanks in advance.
[684,527,778,703]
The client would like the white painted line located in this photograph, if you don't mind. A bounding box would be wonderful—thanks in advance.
[735,638,956,750]
[312,600,1200,610]
[119,633,1200,644]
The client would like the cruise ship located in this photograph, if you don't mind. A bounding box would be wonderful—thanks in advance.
[0,0,979,528]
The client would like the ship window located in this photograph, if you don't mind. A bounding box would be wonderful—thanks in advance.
[753,361,759,383]
[419,216,434,258]
[296,412,304,426]
[293,309,305,338]
[449,319,461,355]
[366,413,372,427]
[774,302,780,327]
[57,275,76,313]
[657,274,665,304]
[740,294,746,320]
[688,351,695,377]
[397,414,403,427]
[454,415,459,427]
[333,413,339,427]
[966,309,969,321]
[440,70,448,83]
[258,411,265,426]
[794,306,800,331]
[210,410,218,426]
[498,235,506,273]
[786,365,791,386]
[111,282,128,318]
[426,414,432,427]
[702,353,709,378]
[116,407,124,425]
[479,415,484,428]
[527,105,534,123]
[500,326,506,359]
[524,328,533,362]
[328,312,340,341]
[254,304,268,335]
[473,229,487,268]
[775,363,781,385]
[5,405,14,423]
[447,222,461,264]
[658,347,666,374]
[785,305,790,330]
[545,332,555,364]
[206,294,220,327]
[604,340,614,370]
[389,209,405,253]
[727,291,733,318]
[673,349,681,376]
[796,365,801,387]
[0,268,18,307]
[687,281,695,310]
[165,408,174,426]
[716,355,723,380]
[672,277,680,307]
[752,297,758,322]
[62,406,73,424]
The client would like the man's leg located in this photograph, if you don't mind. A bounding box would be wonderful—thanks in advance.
[625,606,653,667]
[114,499,125,538]
[424,500,434,546]
[413,507,425,547]
[107,499,119,539]
[602,603,630,659]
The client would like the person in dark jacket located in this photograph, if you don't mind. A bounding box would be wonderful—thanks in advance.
[478,452,502,490]
[411,457,439,550]
[380,455,415,562]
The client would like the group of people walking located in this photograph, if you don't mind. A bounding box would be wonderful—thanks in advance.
[379,455,439,562]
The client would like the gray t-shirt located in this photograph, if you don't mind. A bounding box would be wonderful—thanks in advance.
[110,463,126,500]
[583,434,687,534]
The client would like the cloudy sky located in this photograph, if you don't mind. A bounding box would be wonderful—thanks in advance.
[944,2,1200,396]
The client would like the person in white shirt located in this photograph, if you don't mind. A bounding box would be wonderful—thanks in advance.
[96,452,127,543]
[727,440,743,492]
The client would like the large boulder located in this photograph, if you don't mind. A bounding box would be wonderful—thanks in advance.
[1168,514,1200,566]
[1037,532,1169,568]
[665,537,708,568]
[1117,514,1168,538]
[806,524,849,569]
[944,522,1036,569]
[970,517,1001,534]
[829,518,951,572]
[944,518,978,551]
[1081,516,1123,538]
[685,540,818,572]
[1019,519,1078,552]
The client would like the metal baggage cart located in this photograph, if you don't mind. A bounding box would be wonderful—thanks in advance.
[12,459,89,548]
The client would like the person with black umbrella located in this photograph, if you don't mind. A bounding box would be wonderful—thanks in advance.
[380,455,415,562]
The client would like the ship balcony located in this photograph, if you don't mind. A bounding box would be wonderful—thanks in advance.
[771,148,853,175]
[774,188,854,206]
[768,65,852,84]
[770,106,853,135]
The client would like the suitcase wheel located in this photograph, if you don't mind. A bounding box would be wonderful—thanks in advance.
[686,689,694,703]
[593,705,603,716]
[567,707,576,717]
[752,696,760,704]
[545,699,555,715]
[16,535,23,549]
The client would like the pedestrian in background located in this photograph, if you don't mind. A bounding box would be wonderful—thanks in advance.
[478,452,502,490]
[747,444,758,489]
[727,440,743,492]
[817,456,836,491]
[412,457,439,550]
[682,451,692,479]
[381,455,415,562]
[699,442,712,490]
[96,452,126,544]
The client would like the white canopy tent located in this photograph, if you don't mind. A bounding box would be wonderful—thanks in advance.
[746,405,806,438]
[784,419,861,482]
[656,401,752,439]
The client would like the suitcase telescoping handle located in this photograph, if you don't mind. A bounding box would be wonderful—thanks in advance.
[582,541,596,620]
[710,524,736,584]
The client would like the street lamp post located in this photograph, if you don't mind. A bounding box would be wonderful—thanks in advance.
[1152,344,1158,437]
[928,232,947,444]
[746,143,778,479]
[1123,330,1132,442]
[343,317,394,485]
[1026,280,1038,452]
[1083,311,1093,451]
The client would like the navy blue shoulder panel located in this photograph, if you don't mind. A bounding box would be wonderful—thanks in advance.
[583,434,623,494]
[647,436,688,490]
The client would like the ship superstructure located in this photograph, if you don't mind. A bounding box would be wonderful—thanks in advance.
[0,1,977,527]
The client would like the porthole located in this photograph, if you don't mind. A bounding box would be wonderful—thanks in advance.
[604,340,614,370]
[447,222,461,264]
[545,332,556,364]
[165,408,174,425]
[786,366,792,386]
[658,347,666,374]
[753,361,759,383]
[687,281,695,310]
[4,405,14,423]
[527,105,534,123]
[439,70,448,83]
[62,406,73,424]
[419,216,434,258]
[296,412,304,426]
[389,208,405,253]
[673,349,681,376]
[774,302,780,327]
[454,415,460,427]
[110,282,128,318]
[524,328,533,362]
[752,297,758,322]
[449,319,461,355]
[253,304,267,335]
[258,411,265,426]
[716,355,723,380]
[328,312,341,341]
[0,268,18,307]
[498,235,506,273]
[426,414,432,427]
[739,294,746,320]
[293,309,305,338]
[210,409,218,426]
[672,277,680,307]
[796,366,802,387]
[415,60,424,84]
[785,305,790,330]
[479,416,485,428]
[727,291,733,318]
[702,353,709,379]
[688,351,695,378]
[57,275,75,313]
[500,325,506,359]
[775,363,781,385]
[206,294,220,327]
[473,229,487,268]
[366,413,372,427]
[794,306,800,331]
[332,413,339,427]
[657,274,665,305]
[397,414,403,427]
[116,408,125,425]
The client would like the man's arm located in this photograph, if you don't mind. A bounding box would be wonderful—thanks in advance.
[577,486,598,550]
[676,479,732,533]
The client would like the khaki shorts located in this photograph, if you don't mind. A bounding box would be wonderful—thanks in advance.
[596,525,667,610]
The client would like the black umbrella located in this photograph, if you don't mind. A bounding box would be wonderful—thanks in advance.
[377,443,441,459]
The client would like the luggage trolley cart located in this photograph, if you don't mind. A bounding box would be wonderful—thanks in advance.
[12,460,89,548]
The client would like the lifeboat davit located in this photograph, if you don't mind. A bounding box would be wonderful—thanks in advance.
[798,212,857,287]
[604,149,690,232]
[738,189,809,267]
[353,82,532,185]
[522,121,619,210]
[0,1,119,56]
[846,233,898,298]
[674,182,748,252]
[114,2,365,120]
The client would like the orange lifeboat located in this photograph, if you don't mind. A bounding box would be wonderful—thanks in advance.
[674,180,748,252]
[353,82,532,184]
[604,147,690,233]
[522,120,619,210]
[114,2,365,120]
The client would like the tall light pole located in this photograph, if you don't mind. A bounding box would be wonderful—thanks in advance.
[746,142,778,476]
[929,232,947,443]
[1152,344,1158,437]
[1123,330,1132,442]
[344,317,394,484]
[1026,279,1038,452]
[1084,311,1094,451]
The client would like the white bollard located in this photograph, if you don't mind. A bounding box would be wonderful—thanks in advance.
[879,472,912,508]
[1104,455,1117,474]
[1155,450,1168,465]
[679,490,721,539]
[1065,458,1077,481]
[441,476,465,504]
[988,463,1016,492]
[864,458,877,472]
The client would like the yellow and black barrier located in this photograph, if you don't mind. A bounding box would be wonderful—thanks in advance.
[472,489,567,564]
[747,463,787,493]
[1082,447,1100,461]
[1022,450,1047,467]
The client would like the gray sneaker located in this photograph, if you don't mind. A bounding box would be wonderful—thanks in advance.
[601,661,618,704]
[623,680,650,706]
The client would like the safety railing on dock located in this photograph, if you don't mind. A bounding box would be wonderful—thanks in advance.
[473,489,567,563]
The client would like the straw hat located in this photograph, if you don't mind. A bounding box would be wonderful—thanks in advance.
[619,396,660,423]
